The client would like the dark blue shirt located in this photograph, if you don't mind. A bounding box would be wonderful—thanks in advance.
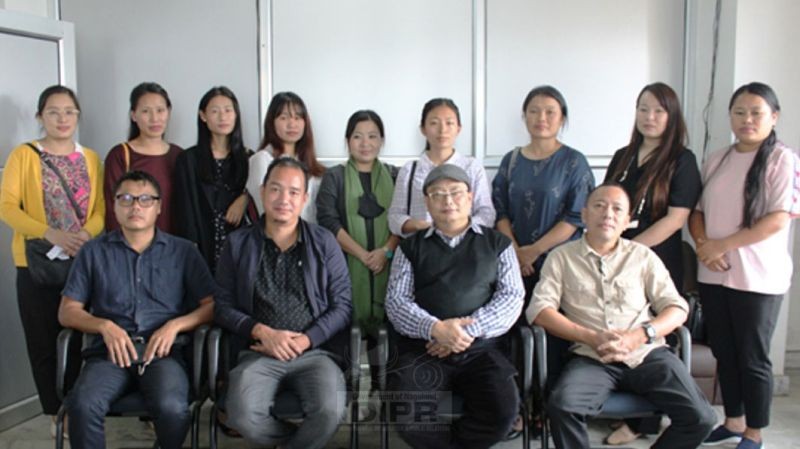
[491,145,595,269]
[62,229,217,350]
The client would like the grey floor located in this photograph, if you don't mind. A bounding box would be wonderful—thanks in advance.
[2,369,800,449]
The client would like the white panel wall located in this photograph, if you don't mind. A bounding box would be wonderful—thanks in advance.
[61,0,260,157]
[270,0,473,161]
[486,0,685,165]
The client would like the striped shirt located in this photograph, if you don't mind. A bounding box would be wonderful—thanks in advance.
[385,222,524,340]
[388,151,496,237]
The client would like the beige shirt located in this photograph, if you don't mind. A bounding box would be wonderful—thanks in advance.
[526,236,688,368]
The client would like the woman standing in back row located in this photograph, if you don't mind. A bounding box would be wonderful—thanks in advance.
[246,91,325,222]
[691,82,797,449]
[0,86,104,435]
[602,82,702,445]
[492,85,594,312]
[103,82,182,233]
[388,98,495,237]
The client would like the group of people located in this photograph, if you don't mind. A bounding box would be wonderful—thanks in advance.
[0,79,795,449]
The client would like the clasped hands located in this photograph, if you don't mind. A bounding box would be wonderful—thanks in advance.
[426,317,475,359]
[695,238,730,272]
[250,323,311,361]
[100,319,181,368]
[591,328,645,363]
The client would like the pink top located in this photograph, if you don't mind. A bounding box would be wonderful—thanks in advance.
[697,142,797,294]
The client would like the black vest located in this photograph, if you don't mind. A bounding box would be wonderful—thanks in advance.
[400,226,511,319]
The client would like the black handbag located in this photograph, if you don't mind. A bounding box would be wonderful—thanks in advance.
[23,143,85,287]
[685,291,706,343]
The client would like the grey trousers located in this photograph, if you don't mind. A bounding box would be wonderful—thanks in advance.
[547,348,716,449]
[226,349,346,449]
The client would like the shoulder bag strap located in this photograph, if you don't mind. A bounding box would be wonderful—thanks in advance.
[26,142,85,221]
[122,142,131,172]
[406,161,417,215]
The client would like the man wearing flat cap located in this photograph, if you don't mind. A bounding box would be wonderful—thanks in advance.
[385,164,525,449]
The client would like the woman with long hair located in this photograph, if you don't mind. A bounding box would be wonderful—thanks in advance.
[173,86,257,273]
[690,82,796,449]
[0,85,104,435]
[388,98,495,236]
[316,109,399,399]
[602,82,702,445]
[246,91,325,222]
[103,82,182,232]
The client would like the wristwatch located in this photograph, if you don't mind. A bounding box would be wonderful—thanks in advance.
[642,322,656,344]
[382,246,394,260]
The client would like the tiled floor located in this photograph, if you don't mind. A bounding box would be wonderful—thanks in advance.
[3,369,800,448]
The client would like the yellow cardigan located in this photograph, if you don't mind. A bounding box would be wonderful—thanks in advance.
[0,142,105,267]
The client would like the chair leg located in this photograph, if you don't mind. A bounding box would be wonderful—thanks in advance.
[55,405,67,449]
[190,401,201,449]
[380,397,389,449]
[521,403,529,449]
[209,404,218,449]
[350,398,358,449]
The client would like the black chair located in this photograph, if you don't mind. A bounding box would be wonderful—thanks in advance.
[532,325,691,449]
[206,325,361,449]
[377,324,534,449]
[54,325,210,449]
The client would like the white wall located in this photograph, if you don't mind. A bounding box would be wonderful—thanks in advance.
[61,0,261,156]
[270,0,474,161]
[485,0,684,163]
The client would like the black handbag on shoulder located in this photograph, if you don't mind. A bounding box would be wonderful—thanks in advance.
[23,143,84,287]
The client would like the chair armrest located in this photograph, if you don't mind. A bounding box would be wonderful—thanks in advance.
[515,325,534,397]
[377,325,388,392]
[349,325,362,398]
[56,328,78,401]
[207,327,223,401]
[672,326,692,372]
[192,324,210,398]
[532,325,548,398]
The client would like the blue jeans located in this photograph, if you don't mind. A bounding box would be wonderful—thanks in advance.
[65,355,191,449]
[225,349,346,449]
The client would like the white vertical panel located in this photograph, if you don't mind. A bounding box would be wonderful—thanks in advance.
[485,0,685,166]
[270,0,473,162]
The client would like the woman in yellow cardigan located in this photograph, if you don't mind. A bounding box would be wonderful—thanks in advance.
[0,85,104,434]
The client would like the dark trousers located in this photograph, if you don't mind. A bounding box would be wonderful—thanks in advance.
[389,343,519,449]
[65,355,191,449]
[699,283,782,428]
[547,348,716,449]
[16,267,81,415]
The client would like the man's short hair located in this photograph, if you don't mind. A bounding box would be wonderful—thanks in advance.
[422,164,471,194]
[262,156,310,192]
[585,182,632,215]
[113,170,162,197]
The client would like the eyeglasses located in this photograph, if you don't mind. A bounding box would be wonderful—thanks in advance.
[42,109,80,120]
[115,193,160,207]
[426,189,468,203]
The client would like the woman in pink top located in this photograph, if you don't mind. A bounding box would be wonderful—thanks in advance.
[689,82,797,449]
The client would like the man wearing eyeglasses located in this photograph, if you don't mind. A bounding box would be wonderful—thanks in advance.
[385,164,525,449]
[58,170,216,449]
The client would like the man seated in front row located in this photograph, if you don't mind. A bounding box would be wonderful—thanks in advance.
[527,183,715,449]
[385,164,525,449]
[59,171,216,449]
[214,157,352,449]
